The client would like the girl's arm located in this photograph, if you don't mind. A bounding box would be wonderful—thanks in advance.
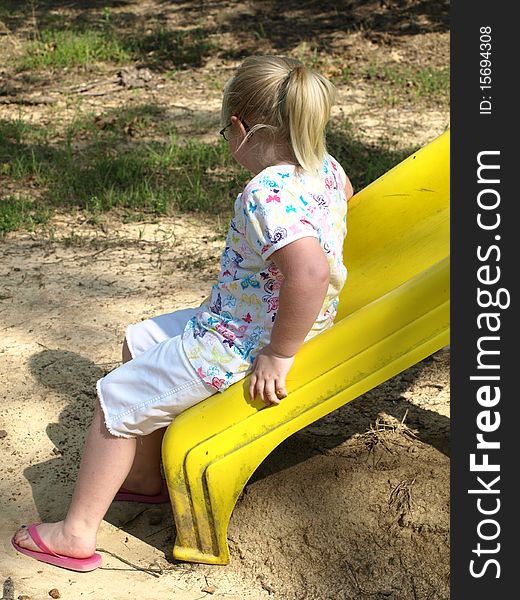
[249,236,330,406]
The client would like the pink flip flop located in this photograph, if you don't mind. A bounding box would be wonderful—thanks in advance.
[11,523,102,572]
[114,477,169,504]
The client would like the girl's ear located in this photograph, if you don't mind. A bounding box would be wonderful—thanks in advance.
[231,115,248,139]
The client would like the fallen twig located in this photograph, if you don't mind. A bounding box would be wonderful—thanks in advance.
[143,524,174,540]
[66,77,118,92]
[79,86,124,97]
[40,246,116,265]
[96,547,162,577]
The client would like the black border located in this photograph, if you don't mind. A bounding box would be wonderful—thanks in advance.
[451,2,516,596]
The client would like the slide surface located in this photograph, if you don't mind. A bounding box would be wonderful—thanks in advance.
[162,130,450,564]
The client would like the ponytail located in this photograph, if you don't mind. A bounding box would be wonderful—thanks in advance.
[221,56,336,175]
[281,65,335,175]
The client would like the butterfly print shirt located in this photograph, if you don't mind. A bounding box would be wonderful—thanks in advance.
[182,154,348,391]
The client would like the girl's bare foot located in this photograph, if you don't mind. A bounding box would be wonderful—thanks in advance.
[13,521,96,558]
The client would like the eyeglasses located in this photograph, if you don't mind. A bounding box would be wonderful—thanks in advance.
[219,119,251,141]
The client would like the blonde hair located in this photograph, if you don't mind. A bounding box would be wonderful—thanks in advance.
[221,55,336,175]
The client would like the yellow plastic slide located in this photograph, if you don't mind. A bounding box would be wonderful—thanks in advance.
[162,130,450,565]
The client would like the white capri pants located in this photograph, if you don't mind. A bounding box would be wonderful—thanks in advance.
[97,307,216,438]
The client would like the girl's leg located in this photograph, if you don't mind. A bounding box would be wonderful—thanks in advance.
[13,398,137,557]
[119,337,165,495]
[119,427,166,494]
[122,337,132,363]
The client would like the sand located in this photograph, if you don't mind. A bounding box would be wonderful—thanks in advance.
[1,215,449,600]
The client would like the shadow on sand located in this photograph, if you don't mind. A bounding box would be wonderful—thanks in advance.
[23,345,449,557]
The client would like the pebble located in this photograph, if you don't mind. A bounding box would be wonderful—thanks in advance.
[202,585,217,594]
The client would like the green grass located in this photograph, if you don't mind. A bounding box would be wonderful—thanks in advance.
[0,109,249,236]
[0,196,53,235]
[1,109,417,237]
[19,29,131,70]
[365,64,450,105]
[123,27,214,70]
[332,66,352,85]
[16,19,214,71]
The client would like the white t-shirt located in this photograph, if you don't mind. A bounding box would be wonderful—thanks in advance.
[182,154,348,391]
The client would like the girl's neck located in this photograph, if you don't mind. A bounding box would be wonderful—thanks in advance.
[247,144,297,176]
[230,117,297,175]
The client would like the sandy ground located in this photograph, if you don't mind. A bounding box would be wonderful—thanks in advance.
[1,2,450,598]
[0,214,450,600]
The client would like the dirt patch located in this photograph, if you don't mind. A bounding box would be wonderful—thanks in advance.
[1,1,449,598]
[1,215,449,599]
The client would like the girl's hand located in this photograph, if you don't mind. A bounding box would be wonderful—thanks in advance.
[249,344,295,406]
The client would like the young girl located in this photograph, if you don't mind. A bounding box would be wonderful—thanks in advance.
[12,55,353,571]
